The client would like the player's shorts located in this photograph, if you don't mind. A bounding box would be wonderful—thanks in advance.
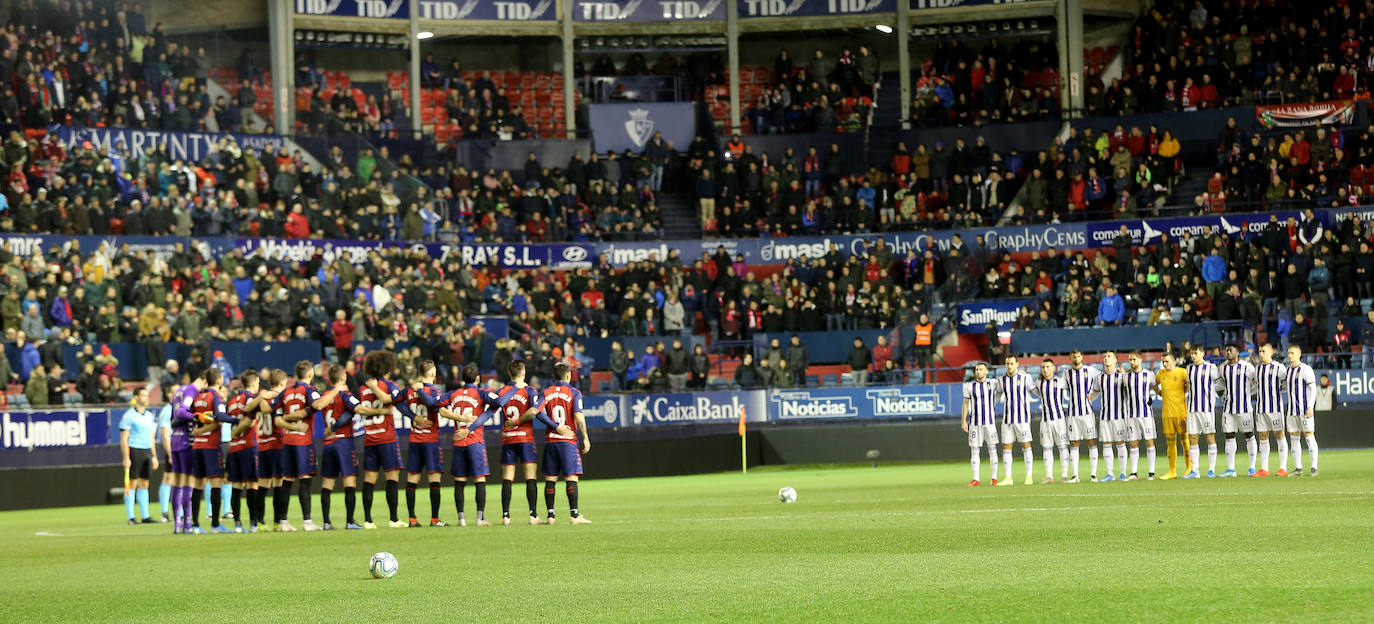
[190,447,224,479]
[501,442,538,465]
[541,441,583,477]
[405,441,444,474]
[129,448,153,481]
[967,424,999,448]
[1187,412,1216,436]
[1099,418,1128,444]
[1038,419,1067,447]
[257,447,284,480]
[1285,413,1315,434]
[1256,412,1285,432]
[999,421,1032,444]
[363,442,403,472]
[1162,415,1186,437]
[320,442,358,479]
[170,448,193,475]
[226,449,258,483]
[1128,416,1157,441]
[1066,414,1097,441]
[282,444,316,479]
[1222,411,1254,434]
[450,443,490,478]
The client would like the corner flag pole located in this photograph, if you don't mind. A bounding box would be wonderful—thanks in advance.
[739,406,747,474]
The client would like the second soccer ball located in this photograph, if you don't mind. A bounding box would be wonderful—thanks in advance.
[778,487,798,503]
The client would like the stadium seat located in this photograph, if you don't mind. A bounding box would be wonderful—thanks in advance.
[821,374,838,386]
[805,375,820,387]
[597,381,612,393]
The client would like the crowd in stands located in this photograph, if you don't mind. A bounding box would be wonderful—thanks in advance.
[745,46,882,135]
[1201,118,1374,213]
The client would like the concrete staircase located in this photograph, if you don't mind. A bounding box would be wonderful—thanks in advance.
[657,189,701,239]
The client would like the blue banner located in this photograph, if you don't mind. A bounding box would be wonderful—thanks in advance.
[417,0,557,19]
[1085,211,1307,249]
[769,386,955,420]
[55,126,293,168]
[1324,369,1374,402]
[626,390,767,425]
[0,234,192,260]
[575,0,725,21]
[740,0,893,17]
[956,299,1033,333]
[589,103,696,155]
[295,0,409,17]
[0,410,112,451]
[236,238,595,270]
[581,394,625,427]
[910,0,1033,9]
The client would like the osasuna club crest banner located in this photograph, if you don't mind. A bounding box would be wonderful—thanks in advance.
[1256,100,1355,128]
[588,103,695,154]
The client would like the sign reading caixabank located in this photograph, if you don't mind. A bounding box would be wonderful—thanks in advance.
[627,391,768,425]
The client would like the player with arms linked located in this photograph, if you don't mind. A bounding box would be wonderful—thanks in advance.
[497,361,547,525]
[275,361,337,531]
[402,361,448,528]
[225,370,271,532]
[438,364,518,526]
[166,372,206,534]
[320,364,389,529]
[188,369,238,533]
[357,350,408,528]
[541,363,590,524]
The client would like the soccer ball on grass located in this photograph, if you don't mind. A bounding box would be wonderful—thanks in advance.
[369,552,399,579]
[778,487,797,503]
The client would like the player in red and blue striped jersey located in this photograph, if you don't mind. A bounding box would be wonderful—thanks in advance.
[275,361,335,531]
[1032,360,1070,484]
[1254,344,1290,477]
[1092,352,1130,482]
[226,370,271,533]
[960,362,999,486]
[995,356,1036,486]
[1285,345,1319,476]
[357,350,408,529]
[438,364,517,526]
[321,364,389,529]
[188,369,237,533]
[497,360,546,525]
[402,361,447,528]
[541,363,591,524]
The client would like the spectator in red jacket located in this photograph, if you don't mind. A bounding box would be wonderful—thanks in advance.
[284,203,310,239]
[329,310,355,362]
[871,335,892,372]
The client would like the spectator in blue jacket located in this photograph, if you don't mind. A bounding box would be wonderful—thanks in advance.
[1308,257,1331,308]
[1097,286,1125,326]
[49,287,73,328]
[636,345,660,379]
[18,337,41,381]
[1201,249,1227,300]
[855,181,876,212]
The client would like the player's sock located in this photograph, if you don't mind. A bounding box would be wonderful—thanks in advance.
[362,482,375,523]
[970,448,980,481]
[405,484,417,520]
[253,488,265,525]
[1146,445,1156,476]
[525,479,539,517]
[1166,436,1178,474]
[429,484,441,521]
[1115,444,1127,473]
[1021,447,1033,480]
[501,479,513,517]
[1088,445,1098,478]
[1128,447,1139,475]
[297,478,312,521]
[1259,438,1271,472]
[137,488,149,519]
[1068,446,1079,478]
[454,482,466,519]
[1305,436,1319,470]
[124,489,135,520]
[190,487,203,527]
[1207,443,1218,472]
[209,487,223,527]
[987,446,998,482]
[1102,445,1114,476]
[474,482,487,520]
[171,486,183,523]
[1058,445,1069,478]
[1188,444,1200,472]
[272,485,285,523]
[159,482,171,515]
[344,486,356,525]
[221,484,231,514]
[544,481,556,518]
[385,479,400,523]
[1041,446,1054,479]
[1290,435,1304,470]
[567,481,579,518]
[231,488,242,523]
[1001,450,1012,482]
[1276,435,1289,471]
[1225,438,1237,471]
[1246,436,1258,471]
[320,488,332,526]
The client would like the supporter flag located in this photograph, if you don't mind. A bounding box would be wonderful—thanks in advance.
[1256,100,1355,128]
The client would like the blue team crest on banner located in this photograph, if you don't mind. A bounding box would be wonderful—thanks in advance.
[624,109,655,149]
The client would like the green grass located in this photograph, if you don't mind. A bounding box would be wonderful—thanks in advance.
[5,450,1374,623]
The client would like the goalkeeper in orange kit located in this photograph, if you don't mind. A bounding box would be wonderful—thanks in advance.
[1154,352,1190,479]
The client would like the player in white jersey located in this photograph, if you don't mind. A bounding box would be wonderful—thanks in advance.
[995,356,1037,486]
[1218,344,1257,477]
[1031,360,1071,484]
[961,363,1000,486]
[1091,352,1130,482]
[1285,346,1319,476]
[1124,352,1158,481]
[1253,344,1290,476]
[1063,349,1101,482]
[1183,346,1221,478]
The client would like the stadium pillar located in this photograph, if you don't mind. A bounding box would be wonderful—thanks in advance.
[896,0,910,129]
[268,0,294,135]
[409,0,423,141]
[726,0,740,133]
[562,0,576,139]
[1056,0,1085,116]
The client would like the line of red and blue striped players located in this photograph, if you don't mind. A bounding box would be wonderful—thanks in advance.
[161,350,591,533]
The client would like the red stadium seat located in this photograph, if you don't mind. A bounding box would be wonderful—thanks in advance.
[520,72,535,89]
[504,71,519,88]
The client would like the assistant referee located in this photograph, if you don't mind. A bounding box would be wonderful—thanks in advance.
[121,387,159,524]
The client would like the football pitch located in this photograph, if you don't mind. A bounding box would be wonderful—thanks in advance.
[5,450,1373,623]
